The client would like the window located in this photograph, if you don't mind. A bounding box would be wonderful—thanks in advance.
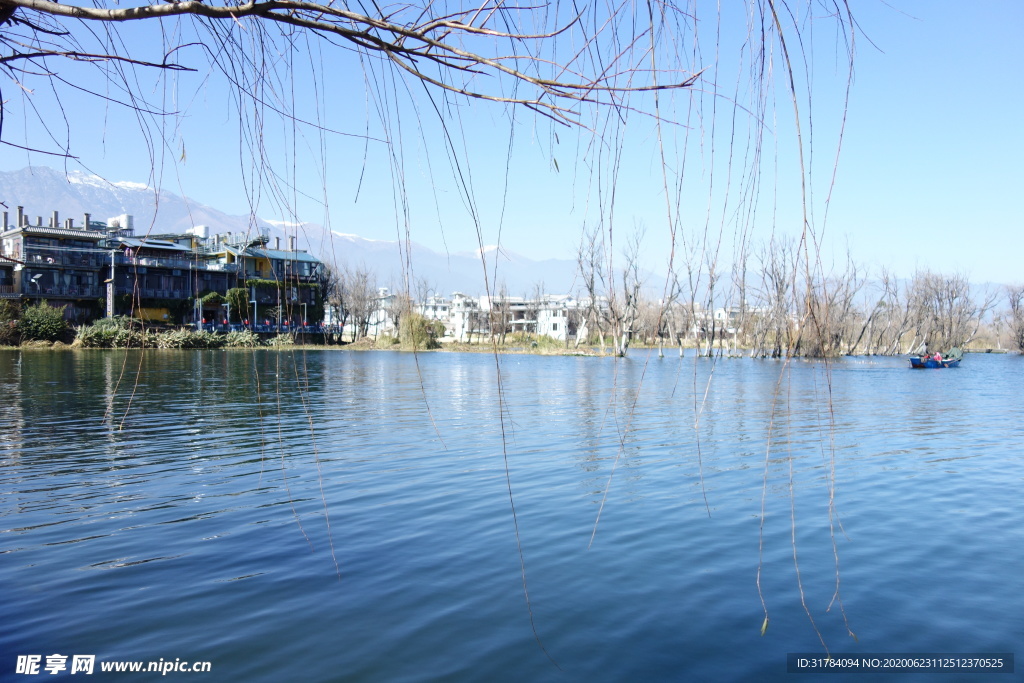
[552,323,558,331]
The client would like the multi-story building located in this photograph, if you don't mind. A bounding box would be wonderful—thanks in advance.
[1,207,327,326]
[420,292,585,342]
[449,292,487,341]
[1,207,106,321]
[201,232,324,326]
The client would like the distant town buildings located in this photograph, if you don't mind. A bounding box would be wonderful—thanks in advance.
[0,204,771,347]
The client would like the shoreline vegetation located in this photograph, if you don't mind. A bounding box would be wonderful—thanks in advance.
[3,328,1014,358]
[6,338,1014,356]
[0,301,1018,357]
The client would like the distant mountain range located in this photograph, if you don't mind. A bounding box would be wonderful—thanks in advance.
[0,166,581,296]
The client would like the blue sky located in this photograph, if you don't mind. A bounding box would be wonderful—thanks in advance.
[1,1,1021,285]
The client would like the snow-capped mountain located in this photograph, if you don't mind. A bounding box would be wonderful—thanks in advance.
[0,166,580,295]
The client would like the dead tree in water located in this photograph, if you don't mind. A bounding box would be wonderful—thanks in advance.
[906,270,995,352]
[610,230,644,357]
[751,237,798,358]
[1007,285,1024,352]
[576,227,610,353]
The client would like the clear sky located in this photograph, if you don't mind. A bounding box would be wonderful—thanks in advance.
[1,1,1021,285]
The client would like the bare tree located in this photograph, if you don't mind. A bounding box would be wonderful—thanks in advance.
[608,228,644,357]
[659,270,692,356]
[862,268,916,355]
[488,283,511,345]
[1008,285,1024,352]
[731,245,752,355]
[413,277,436,308]
[800,251,867,357]
[345,266,376,341]
[751,236,798,358]
[320,263,348,343]
[576,226,610,352]
[387,289,412,336]
[525,281,545,336]
[905,270,995,352]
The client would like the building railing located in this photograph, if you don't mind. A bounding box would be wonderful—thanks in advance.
[115,288,188,300]
[0,284,15,295]
[26,285,102,298]
[117,255,194,270]
[115,255,239,272]
[25,251,102,268]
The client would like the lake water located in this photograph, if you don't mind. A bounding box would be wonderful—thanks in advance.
[1,349,1021,681]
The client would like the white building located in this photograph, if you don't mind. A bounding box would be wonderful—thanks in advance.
[448,292,486,341]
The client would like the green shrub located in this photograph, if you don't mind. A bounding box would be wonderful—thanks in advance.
[268,333,294,347]
[75,325,116,348]
[399,313,441,350]
[498,332,564,352]
[0,300,19,322]
[532,334,562,350]
[156,329,226,349]
[18,302,69,342]
[224,330,263,348]
[225,288,249,322]
[75,317,156,347]
[90,315,136,330]
[0,320,19,346]
[0,301,20,346]
[200,291,224,305]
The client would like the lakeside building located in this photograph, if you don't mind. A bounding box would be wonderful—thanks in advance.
[1,206,326,325]
[198,232,324,326]
[418,292,590,343]
[1,207,107,320]
[448,292,488,342]
[365,287,400,339]
[477,293,585,341]
[329,291,589,344]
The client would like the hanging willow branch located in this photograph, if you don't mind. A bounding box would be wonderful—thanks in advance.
[0,0,704,128]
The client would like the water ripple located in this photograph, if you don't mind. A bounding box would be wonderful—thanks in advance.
[1,350,1021,681]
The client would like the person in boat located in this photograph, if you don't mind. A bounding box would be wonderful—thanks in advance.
[933,351,942,362]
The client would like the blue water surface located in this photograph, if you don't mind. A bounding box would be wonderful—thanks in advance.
[1,349,1021,681]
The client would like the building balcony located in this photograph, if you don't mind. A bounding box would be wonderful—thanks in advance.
[26,285,102,299]
[115,255,240,273]
[115,288,189,300]
[25,251,102,268]
[116,255,194,271]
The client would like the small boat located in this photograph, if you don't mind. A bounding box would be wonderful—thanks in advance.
[910,347,963,369]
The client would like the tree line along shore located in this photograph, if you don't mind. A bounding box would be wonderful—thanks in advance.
[1,299,1019,357]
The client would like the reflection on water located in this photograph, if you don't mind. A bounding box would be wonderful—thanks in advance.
[1,349,1022,681]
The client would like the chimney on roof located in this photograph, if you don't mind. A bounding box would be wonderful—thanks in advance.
[51,210,58,228]
[17,206,24,227]
[2,211,7,230]
[275,236,280,250]
[289,235,296,251]
[64,219,73,229]
[84,213,91,231]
